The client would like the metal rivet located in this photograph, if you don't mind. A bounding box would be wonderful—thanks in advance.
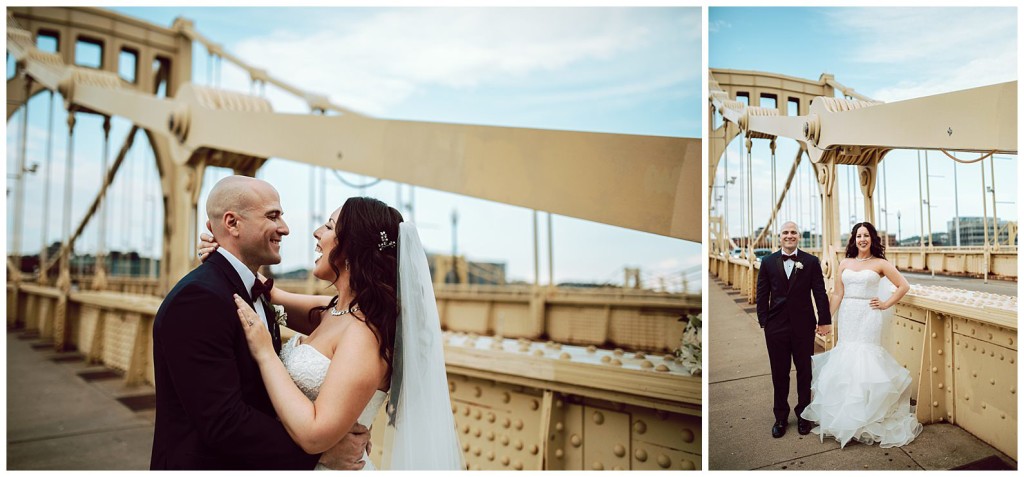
[488,412,496,423]
[635,448,648,462]
[487,431,495,441]
[501,456,510,466]
[503,418,511,428]
[474,409,482,420]
[601,355,612,363]
[613,444,626,457]
[515,419,524,430]
[593,462,604,470]
[530,444,539,455]
[487,451,495,461]
[593,411,605,425]
[473,447,481,456]
[570,434,582,447]
[474,386,482,398]
[503,392,511,403]
[514,461,523,471]
[555,422,564,432]
[531,400,539,410]
[657,454,672,468]
[555,449,564,459]
[681,428,695,443]
[634,420,647,434]
[681,459,696,470]
[462,443,470,452]
[463,407,471,416]
[501,435,510,446]
[515,440,523,451]
[932,401,939,407]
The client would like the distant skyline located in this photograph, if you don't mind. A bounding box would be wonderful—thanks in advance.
[710,7,1017,246]
[6,7,701,292]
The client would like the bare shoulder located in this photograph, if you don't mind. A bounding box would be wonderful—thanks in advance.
[332,314,383,357]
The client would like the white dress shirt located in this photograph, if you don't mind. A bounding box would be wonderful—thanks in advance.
[782,249,798,279]
[217,248,269,328]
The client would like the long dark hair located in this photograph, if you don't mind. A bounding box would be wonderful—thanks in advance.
[845,221,886,260]
[310,197,403,381]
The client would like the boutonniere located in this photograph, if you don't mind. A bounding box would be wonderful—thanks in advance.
[794,262,804,270]
[272,304,288,327]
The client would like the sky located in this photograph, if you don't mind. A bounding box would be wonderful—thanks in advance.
[710,7,1017,246]
[5,7,701,292]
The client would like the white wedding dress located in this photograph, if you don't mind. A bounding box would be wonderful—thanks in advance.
[280,334,388,471]
[800,268,923,448]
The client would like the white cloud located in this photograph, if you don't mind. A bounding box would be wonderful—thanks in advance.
[709,19,731,33]
[827,8,1017,101]
[230,8,693,116]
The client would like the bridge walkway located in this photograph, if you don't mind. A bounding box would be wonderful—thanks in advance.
[6,329,155,470]
[707,277,1016,470]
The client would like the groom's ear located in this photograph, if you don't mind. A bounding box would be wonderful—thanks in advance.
[223,211,242,237]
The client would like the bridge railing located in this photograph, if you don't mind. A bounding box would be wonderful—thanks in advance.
[709,253,1017,460]
[7,279,700,470]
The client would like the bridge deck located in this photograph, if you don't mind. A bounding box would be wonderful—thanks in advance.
[6,329,156,470]
[707,278,1016,470]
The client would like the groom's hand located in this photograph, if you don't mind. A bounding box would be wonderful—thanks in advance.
[320,423,371,470]
[816,324,832,336]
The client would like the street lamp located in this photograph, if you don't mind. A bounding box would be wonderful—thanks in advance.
[897,210,902,245]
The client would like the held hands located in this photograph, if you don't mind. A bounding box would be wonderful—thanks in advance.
[815,324,832,337]
[869,297,889,310]
[319,423,372,470]
[233,294,275,363]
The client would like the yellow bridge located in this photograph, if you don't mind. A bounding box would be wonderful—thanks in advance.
[6,7,700,471]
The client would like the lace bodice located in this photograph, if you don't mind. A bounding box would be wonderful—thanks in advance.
[838,268,883,345]
[842,268,881,299]
[279,335,388,428]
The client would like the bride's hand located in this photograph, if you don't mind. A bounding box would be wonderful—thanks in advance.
[233,294,275,363]
[197,233,219,262]
[869,298,888,310]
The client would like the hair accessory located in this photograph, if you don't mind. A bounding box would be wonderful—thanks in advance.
[379,231,397,251]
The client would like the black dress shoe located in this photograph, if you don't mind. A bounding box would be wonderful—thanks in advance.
[797,418,813,435]
[772,420,787,438]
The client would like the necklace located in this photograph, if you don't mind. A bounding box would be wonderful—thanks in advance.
[855,256,873,262]
[330,304,360,316]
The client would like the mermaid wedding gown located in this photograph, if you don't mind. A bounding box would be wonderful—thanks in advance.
[279,334,388,470]
[800,268,923,448]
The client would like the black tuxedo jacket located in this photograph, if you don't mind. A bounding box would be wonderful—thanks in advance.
[150,251,319,470]
[755,249,831,329]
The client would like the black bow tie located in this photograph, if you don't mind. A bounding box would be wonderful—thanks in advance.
[250,278,274,302]
[782,254,797,261]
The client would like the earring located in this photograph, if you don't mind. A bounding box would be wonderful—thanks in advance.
[344,259,350,271]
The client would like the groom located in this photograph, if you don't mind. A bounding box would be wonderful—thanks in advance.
[151,176,367,469]
[755,221,831,438]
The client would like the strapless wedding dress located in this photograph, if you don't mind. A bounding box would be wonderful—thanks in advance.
[280,334,388,470]
[800,268,923,448]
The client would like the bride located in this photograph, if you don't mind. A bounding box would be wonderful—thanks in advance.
[800,221,922,448]
[204,197,463,470]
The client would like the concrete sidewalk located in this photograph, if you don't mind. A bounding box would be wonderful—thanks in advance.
[707,277,1017,470]
[6,329,155,470]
